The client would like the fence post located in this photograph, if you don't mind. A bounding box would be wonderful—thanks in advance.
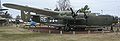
[73,31,75,35]
[88,30,90,34]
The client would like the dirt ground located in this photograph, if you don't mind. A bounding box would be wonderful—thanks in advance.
[0,25,120,41]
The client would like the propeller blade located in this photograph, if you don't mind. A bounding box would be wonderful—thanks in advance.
[70,8,79,18]
[84,5,88,10]
[76,9,80,14]
[70,8,75,14]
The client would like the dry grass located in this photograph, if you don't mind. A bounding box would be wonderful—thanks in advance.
[0,25,120,41]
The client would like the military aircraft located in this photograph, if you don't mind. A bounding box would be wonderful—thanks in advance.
[3,3,116,31]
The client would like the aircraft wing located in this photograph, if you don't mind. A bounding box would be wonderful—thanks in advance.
[3,3,59,17]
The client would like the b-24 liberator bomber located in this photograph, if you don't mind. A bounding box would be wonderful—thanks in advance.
[3,3,117,31]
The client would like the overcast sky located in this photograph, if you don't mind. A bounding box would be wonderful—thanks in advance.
[2,0,120,18]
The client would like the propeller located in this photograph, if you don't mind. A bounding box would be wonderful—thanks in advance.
[79,5,91,19]
[66,8,80,31]
[70,8,79,18]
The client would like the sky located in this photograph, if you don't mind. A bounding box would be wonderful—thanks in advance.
[1,0,120,18]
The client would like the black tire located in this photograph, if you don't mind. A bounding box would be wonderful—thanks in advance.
[98,29,102,31]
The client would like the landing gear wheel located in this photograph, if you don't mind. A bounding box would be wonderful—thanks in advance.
[98,29,102,31]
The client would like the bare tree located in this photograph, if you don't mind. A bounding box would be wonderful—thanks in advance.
[56,0,71,11]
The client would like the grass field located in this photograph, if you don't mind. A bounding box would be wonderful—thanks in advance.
[0,25,120,41]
